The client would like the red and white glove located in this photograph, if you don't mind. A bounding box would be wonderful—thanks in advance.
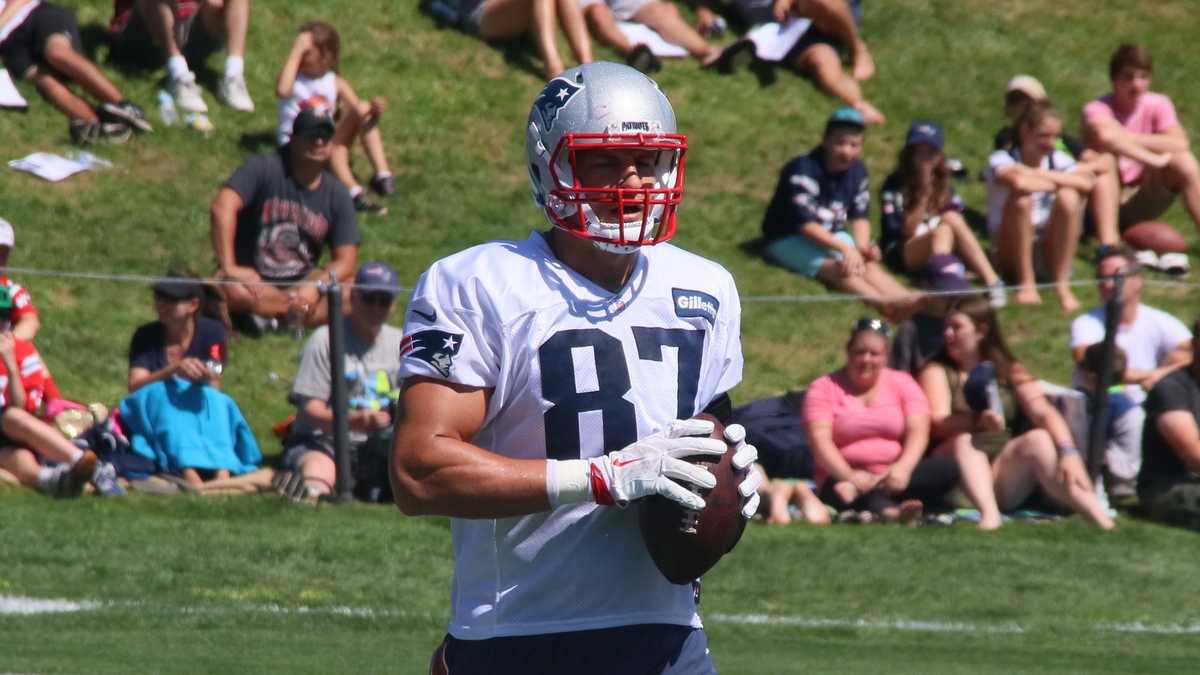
[547,418,726,510]
[725,423,763,519]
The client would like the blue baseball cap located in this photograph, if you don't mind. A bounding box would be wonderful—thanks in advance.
[825,106,866,133]
[354,261,400,296]
[905,120,945,150]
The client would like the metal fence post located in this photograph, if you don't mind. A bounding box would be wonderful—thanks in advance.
[326,274,353,503]
[1085,273,1124,479]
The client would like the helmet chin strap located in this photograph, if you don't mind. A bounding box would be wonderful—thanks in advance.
[576,202,663,253]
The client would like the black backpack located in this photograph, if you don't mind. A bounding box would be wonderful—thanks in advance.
[730,391,814,480]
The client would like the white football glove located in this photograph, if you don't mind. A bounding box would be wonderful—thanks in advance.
[546,418,726,510]
[725,423,763,519]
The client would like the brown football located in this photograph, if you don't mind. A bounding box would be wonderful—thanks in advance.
[638,413,749,585]
[1122,220,1188,254]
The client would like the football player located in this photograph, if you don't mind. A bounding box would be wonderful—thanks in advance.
[391,62,761,673]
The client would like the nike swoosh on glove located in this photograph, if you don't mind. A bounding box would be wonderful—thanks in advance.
[589,418,727,509]
[725,423,763,519]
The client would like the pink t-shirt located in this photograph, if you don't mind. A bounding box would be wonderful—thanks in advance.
[802,368,930,482]
[1083,92,1180,185]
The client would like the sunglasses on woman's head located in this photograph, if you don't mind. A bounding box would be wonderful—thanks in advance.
[851,318,890,337]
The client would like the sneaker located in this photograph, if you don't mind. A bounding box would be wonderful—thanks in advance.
[369,173,396,197]
[353,192,388,215]
[169,71,208,114]
[626,44,662,74]
[69,119,132,146]
[1157,252,1189,277]
[218,74,255,113]
[99,101,153,133]
[987,280,1007,308]
[60,451,97,498]
[706,38,756,75]
[91,461,126,497]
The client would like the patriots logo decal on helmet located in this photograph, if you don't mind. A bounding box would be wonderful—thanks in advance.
[400,329,464,378]
[532,78,583,132]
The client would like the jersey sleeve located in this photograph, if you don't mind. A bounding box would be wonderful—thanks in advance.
[399,260,501,388]
[9,283,36,321]
[710,272,744,399]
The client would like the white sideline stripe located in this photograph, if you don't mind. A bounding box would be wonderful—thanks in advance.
[3,596,1198,635]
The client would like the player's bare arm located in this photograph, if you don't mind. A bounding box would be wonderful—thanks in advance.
[391,376,551,518]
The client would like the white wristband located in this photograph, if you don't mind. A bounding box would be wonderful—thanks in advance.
[545,459,592,508]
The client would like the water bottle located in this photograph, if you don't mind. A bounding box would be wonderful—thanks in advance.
[157,89,178,126]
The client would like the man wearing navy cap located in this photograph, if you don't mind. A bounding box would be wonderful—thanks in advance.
[278,261,403,502]
[761,106,913,318]
[210,101,360,335]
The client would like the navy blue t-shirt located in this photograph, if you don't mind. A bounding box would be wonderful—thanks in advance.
[128,316,228,372]
[761,146,869,242]
[878,171,965,259]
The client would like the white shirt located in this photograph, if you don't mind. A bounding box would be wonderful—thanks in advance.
[985,148,1077,237]
[399,231,743,639]
[276,71,338,145]
[1070,302,1192,404]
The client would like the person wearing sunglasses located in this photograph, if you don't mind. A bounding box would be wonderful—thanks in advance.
[210,101,361,337]
[127,272,227,393]
[803,317,958,524]
[278,261,403,503]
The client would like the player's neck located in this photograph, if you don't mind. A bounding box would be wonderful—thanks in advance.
[546,229,638,293]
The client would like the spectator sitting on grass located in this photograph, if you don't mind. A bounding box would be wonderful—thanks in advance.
[1138,319,1200,530]
[0,320,104,497]
[579,0,722,72]
[453,0,593,80]
[107,0,255,113]
[761,106,916,320]
[1083,44,1200,235]
[276,21,395,215]
[276,262,403,504]
[993,75,1122,252]
[210,102,360,336]
[917,296,1115,530]
[0,0,152,145]
[984,101,1100,312]
[127,272,228,393]
[880,121,1004,305]
[1069,246,1191,497]
[803,318,958,524]
[707,0,883,124]
[0,218,41,341]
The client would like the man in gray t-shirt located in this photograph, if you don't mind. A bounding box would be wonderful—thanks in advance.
[211,103,361,333]
[280,262,403,502]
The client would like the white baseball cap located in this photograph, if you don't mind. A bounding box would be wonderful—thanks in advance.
[1006,75,1047,101]
[0,219,13,247]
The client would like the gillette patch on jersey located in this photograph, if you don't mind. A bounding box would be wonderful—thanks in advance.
[672,288,719,325]
[400,329,463,377]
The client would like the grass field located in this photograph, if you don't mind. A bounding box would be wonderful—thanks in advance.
[2,0,1200,672]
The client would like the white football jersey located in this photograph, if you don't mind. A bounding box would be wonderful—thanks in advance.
[399,231,743,639]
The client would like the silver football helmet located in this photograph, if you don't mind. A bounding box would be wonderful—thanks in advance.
[525,62,687,253]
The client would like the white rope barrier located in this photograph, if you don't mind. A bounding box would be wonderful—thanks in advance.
[1,265,1197,304]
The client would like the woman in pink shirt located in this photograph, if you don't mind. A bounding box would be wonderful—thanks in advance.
[803,318,957,524]
[1082,43,1200,233]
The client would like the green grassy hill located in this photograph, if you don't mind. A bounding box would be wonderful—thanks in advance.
[1,1,1198,672]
